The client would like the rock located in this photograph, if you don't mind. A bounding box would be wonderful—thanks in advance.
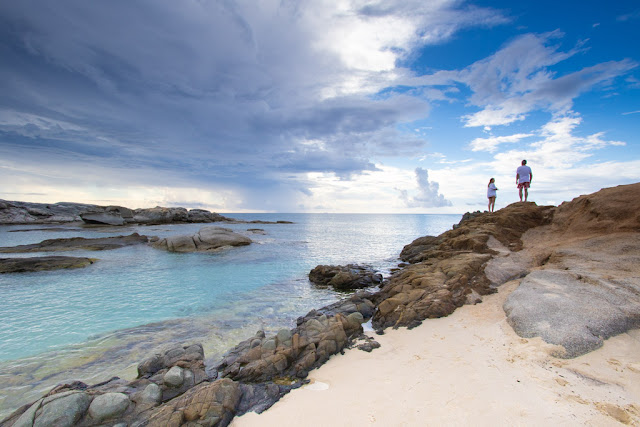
[552,183,640,236]
[134,383,162,406]
[309,264,383,290]
[133,206,189,224]
[80,211,125,226]
[399,235,440,263]
[346,312,365,329]
[143,378,241,427]
[0,233,149,253]
[0,199,100,224]
[235,382,304,416]
[0,256,96,273]
[137,344,205,379]
[163,366,185,387]
[504,269,640,358]
[151,226,251,252]
[187,208,230,223]
[372,202,554,330]
[87,392,130,422]
[30,391,90,427]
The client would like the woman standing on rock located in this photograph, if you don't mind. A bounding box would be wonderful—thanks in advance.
[487,178,498,212]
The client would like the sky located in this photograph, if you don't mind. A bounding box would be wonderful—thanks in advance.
[1,0,639,214]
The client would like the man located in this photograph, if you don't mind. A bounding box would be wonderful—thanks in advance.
[516,160,533,202]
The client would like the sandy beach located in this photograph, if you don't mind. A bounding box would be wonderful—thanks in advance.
[233,279,640,426]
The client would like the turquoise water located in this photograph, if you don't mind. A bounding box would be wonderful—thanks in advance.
[0,213,459,417]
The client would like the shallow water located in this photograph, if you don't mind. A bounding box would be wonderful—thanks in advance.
[0,213,459,418]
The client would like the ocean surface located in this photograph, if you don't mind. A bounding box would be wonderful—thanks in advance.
[0,213,460,418]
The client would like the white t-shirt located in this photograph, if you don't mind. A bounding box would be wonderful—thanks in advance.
[517,165,532,183]
[487,183,497,198]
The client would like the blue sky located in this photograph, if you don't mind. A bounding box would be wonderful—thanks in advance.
[0,0,638,213]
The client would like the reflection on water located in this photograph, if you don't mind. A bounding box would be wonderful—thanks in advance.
[0,213,460,418]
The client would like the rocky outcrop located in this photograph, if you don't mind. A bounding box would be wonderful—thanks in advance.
[372,202,555,330]
[0,233,149,253]
[551,183,640,235]
[0,200,99,224]
[0,256,96,273]
[309,264,383,290]
[151,226,252,253]
[503,183,640,358]
[216,294,373,384]
[0,200,234,225]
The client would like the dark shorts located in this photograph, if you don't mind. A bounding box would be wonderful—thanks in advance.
[517,182,530,189]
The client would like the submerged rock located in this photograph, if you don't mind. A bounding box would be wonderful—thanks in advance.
[0,256,96,273]
[151,226,251,252]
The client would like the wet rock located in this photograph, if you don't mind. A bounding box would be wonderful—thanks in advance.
[142,378,241,427]
[87,392,130,423]
[215,296,373,384]
[236,382,305,416]
[163,366,185,388]
[132,383,162,407]
[151,226,251,253]
[309,264,383,290]
[0,233,149,253]
[12,391,92,427]
[0,256,96,273]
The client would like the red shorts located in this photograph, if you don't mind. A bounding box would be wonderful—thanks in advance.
[517,182,530,189]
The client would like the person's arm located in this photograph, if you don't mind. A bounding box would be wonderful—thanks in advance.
[516,173,519,184]
[529,172,532,183]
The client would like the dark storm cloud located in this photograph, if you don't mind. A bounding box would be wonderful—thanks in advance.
[0,0,509,209]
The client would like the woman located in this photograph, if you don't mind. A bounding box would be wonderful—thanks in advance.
[487,178,498,212]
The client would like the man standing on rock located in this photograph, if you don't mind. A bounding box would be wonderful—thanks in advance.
[516,160,533,202]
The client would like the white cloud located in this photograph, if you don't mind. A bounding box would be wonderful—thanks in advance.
[398,167,452,208]
[469,133,533,152]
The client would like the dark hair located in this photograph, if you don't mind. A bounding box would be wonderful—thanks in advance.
[488,178,494,187]
[522,159,527,165]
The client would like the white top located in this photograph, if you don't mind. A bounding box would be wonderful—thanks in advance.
[517,165,532,183]
[487,183,497,198]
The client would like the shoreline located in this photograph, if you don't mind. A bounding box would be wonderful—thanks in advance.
[233,279,640,426]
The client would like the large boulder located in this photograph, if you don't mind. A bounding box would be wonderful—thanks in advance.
[151,226,251,253]
[309,264,383,290]
[11,391,91,427]
[79,206,133,226]
[133,207,189,224]
[504,269,640,358]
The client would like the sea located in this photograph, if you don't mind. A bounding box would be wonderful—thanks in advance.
[0,213,460,418]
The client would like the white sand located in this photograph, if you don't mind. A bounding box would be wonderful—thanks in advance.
[233,280,640,426]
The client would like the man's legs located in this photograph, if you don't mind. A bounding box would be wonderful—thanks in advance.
[524,187,528,202]
[518,187,523,202]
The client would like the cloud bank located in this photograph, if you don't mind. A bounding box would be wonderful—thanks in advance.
[0,1,638,212]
